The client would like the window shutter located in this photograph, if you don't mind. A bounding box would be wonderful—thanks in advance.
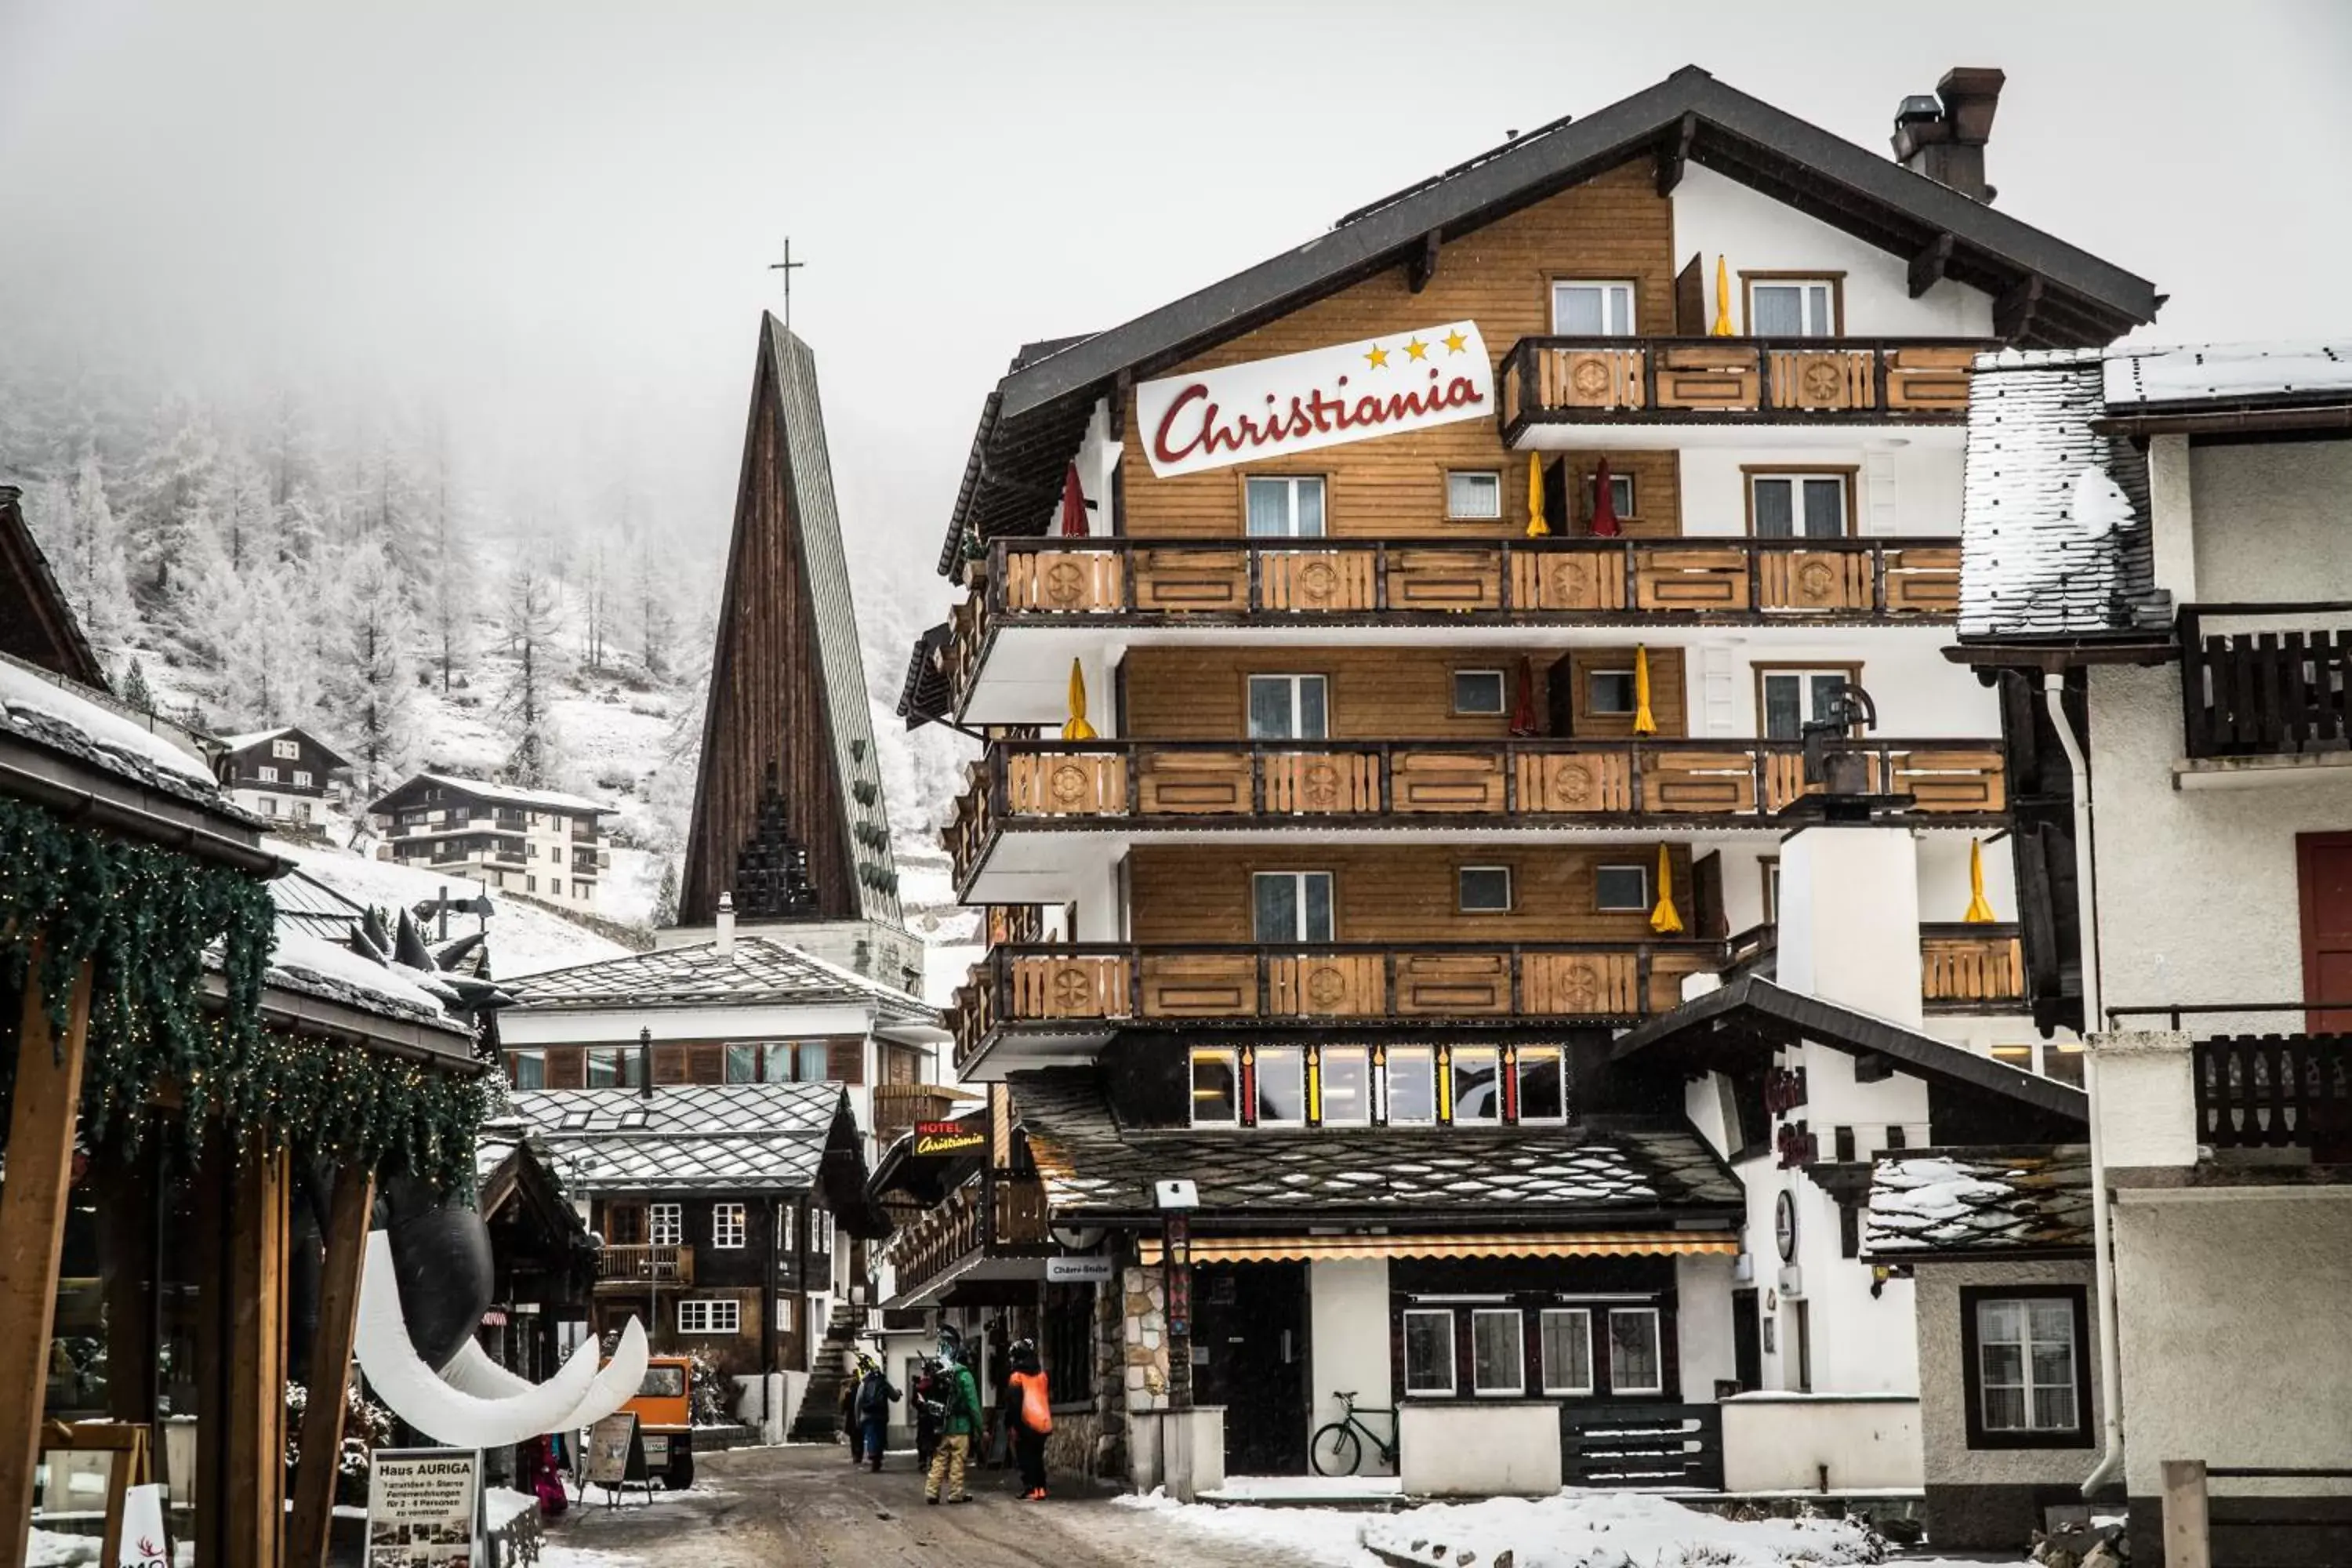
[655,1046,690,1085]
[826,1039,865,1085]
[688,1044,724,1084]
[546,1047,585,1090]
[1674,252,1705,335]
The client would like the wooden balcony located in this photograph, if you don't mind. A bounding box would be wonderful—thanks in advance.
[595,1243,694,1289]
[1497,335,1987,437]
[872,1081,964,1143]
[948,941,1726,1075]
[946,738,2007,891]
[882,1172,1053,1301]
[2177,603,2352,760]
[1919,924,2026,1014]
[2193,1033,2350,1161]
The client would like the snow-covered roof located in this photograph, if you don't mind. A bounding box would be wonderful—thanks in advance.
[0,651,235,810]
[263,927,470,1033]
[372,771,612,817]
[269,866,371,942]
[1864,1145,2092,1258]
[507,1081,844,1192]
[218,726,292,751]
[2104,340,2352,409]
[504,934,937,1026]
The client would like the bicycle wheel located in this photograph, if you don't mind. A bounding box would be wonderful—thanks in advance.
[1309,1421,1362,1477]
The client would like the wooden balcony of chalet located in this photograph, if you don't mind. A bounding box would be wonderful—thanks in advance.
[946,737,2006,893]
[881,1171,1053,1303]
[947,533,1960,718]
[595,1243,694,1290]
[2111,1003,2352,1164]
[1495,335,1987,440]
[2176,603,2352,764]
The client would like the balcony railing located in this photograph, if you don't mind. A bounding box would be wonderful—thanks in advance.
[1919,924,2026,1013]
[873,1081,963,1143]
[2195,1030,2350,1159]
[596,1243,694,1287]
[881,1172,1052,1301]
[1496,335,1987,435]
[946,738,2006,891]
[2177,603,2352,760]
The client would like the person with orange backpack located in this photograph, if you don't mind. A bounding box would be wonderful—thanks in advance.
[1005,1338,1052,1501]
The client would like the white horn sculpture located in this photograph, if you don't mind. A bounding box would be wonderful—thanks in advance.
[353,1232,601,1447]
[442,1317,651,1434]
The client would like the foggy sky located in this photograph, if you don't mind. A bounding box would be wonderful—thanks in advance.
[5,0,2348,627]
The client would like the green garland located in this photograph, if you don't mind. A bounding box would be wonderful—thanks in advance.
[0,796,482,1192]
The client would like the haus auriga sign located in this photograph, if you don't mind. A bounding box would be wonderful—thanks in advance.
[1137,321,1494,477]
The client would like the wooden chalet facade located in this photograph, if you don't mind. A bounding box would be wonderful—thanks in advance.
[368,771,613,912]
[213,724,348,828]
[892,67,2158,1492]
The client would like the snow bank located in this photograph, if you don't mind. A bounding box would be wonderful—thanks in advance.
[1112,1490,1373,1566]
[0,656,215,787]
[1867,1156,2025,1252]
[1363,1493,1889,1568]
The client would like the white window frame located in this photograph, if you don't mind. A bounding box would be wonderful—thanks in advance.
[1748,471,1849,539]
[1446,470,1502,521]
[1582,470,1637,520]
[1760,667,1858,742]
[1317,1046,1371,1127]
[1457,866,1513,914]
[1515,1046,1568,1125]
[1251,870,1334,942]
[1450,1046,1503,1126]
[1452,669,1508,716]
[1550,279,1637,336]
[677,1298,741,1335]
[1470,1308,1526,1396]
[1244,474,1327,538]
[1253,1045,1306,1127]
[256,766,279,783]
[712,1202,746,1250]
[1976,1296,2081,1434]
[292,769,313,788]
[255,796,278,817]
[648,1203,683,1247]
[1607,1307,1665,1396]
[1190,1047,1241,1127]
[1246,674,1330,741]
[1385,1046,1436,1126]
[1402,1308,1457,1396]
[1540,1307,1595,1396]
[272,738,300,760]
[1595,864,1650,913]
[1748,277,1838,337]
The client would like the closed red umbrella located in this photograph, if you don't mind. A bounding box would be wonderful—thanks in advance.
[1058,463,1089,537]
[1589,456,1621,537]
[1511,655,1537,737]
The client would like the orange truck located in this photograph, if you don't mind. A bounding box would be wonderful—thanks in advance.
[618,1356,697,1489]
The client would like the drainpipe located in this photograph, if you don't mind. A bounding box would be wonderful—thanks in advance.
[2043,672,2123,1494]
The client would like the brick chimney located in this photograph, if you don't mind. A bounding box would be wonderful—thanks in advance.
[1891,67,2005,204]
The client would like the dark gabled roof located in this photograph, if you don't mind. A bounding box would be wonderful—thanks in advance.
[0,485,107,688]
[368,772,612,817]
[1612,975,2089,1127]
[508,1081,844,1192]
[939,66,2161,571]
[503,933,937,1026]
[1864,1144,2092,1260]
[218,724,353,769]
[895,622,953,731]
[1008,1067,1740,1225]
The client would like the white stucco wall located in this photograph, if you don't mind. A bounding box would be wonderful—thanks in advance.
[1678,444,1964,542]
[1780,826,1925,1026]
[1740,1142,1922,1399]
[1308,1258,1394,1475]
[2112,1191,2352,1498]
[1675,1254,1740,1399]
[1721,1393,1922,1491]
[1669,164,1996,339]
[2187,441,2352,604]
[1664,630,1998,741]
[1911,1258,2102,1490]
[1398,1403,1563,1497]
[2090,1031,2198,1168]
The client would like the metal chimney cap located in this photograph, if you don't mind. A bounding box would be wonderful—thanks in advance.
[1895,94,1944,125]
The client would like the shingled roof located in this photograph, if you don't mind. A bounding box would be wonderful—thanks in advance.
[1863,1145,2092,1259]
[502,934,937,1027]
[507,1081,845,1192]
[1007,1068,1740,1225]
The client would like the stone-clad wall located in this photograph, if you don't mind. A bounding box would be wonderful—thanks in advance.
[1120,1265,1171,1414]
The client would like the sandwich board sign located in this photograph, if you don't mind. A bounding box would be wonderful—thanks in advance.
[585,1410,649,1505]
[364,1446,481,1566]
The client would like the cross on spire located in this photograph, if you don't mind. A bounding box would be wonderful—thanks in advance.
[768,238,806,331]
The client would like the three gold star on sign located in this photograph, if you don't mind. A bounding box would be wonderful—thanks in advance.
[1365,328,1470,368]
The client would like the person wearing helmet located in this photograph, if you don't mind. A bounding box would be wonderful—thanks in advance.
[923,1335,982,1505]
[1005,1337,1053,1501]
[852,1354,901,1472]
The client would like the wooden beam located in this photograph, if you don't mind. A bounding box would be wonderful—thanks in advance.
[287,1167,376,1568]
[1994,274,2046,343]
[1106,368,1131,443]
[220,1144,289,1568]
[1655,112,1697,197]
[0,949,93,1568]
[1907,232,1955,299]
[1406,230,1441,295]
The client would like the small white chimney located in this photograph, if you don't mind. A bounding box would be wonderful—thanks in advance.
[715,891,736,959]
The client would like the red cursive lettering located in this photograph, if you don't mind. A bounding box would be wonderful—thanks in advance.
[1152,352,1488,469]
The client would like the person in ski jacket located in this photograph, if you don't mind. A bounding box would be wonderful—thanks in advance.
[912,1357,943,1470]
[1005,1338,1053,1501]
[924,1338,983,1505]
[854,1359,900,1471]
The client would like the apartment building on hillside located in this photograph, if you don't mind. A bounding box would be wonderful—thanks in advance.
[368,771,613,911]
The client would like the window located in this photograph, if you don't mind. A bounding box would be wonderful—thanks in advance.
[1191,1048,1240,1126]
[1403,1309,1457,1396]
[1471,1309,1526,1396]
[603,1204,645,1245]
[1247,674,1329,740]
[1245,474,1326,538]
[1385,1047,1436,1125]
[1759,667,1858,742]
[1967,1292,2086,1444]
[1451,1047,1501,1124]
[292,800,312,824]
[1748,276,1838,337]
[1608,1308,1664,1395]
[1458,866,1512,913]
[1452,670,1507,715]
[575,881,592,900]
[1551,280,1636,336]
[510,1050,546,1090]
[648,1204,683,1247]
[1044,1283,1096,1404]
[1446,470,1501,521]
[712,1203,746,1249]
[764,1041,829,1083]
[1255,1046,1305,1126]
[1540,1308,1594,1395]
[526,876,537,893]
[257,766,280,783]
[1595,864,1650,913]
[1760,857,1781,925]
[1586,670,1636,716]
[256,796,278,817]
[1515,1047,1566,1123]
[725,1044,759,1083]
[1319,1047,1370,1126]
[1252,871,1334,942]
[272,739,300,760]
[2044,1043,2086,1089]
[1582,470,1637,520]
[1748,471,1850,539]
[677,1298,741,1335]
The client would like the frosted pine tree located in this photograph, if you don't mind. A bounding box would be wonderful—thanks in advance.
[28,455,141,648]
[326,539,419,797]
[496,556,567,787]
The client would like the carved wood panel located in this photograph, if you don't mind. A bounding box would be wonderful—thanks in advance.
[1920,934,2023,1002]
[1006,550,1123,613]
[1886,548,1961,613]
[1265,953,1384,1017]
[1521,952,1639,1014]
[1392,751,1506,812]
[1515,751,1635,813]
[1006,751,1128,816]
[1138,953,1257,1018]
[1511,550,1628,612]
[1883,347,1975,411]
[1260,751,1379,815]
[1132,550,1247,612]
[1394,953,1512,1015]
[1891,750,2005,812]
[1654,345,1761,410]
[1759,550,1871,612]
[1767,348,1875,410]
[1261,550,1376,612]
[1641,751,1759,815]
[1387,550,1503,612]
[1634,548,1751,612]
[1135,752,1250,814]
[1010,955,1132,1020]
[1541,347,1646,410]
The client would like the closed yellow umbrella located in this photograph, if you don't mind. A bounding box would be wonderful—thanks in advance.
[1632,644,1657,736]
[1711,255,1734,336]
[1649,843,1683,935]
[1524,452,1549,538]
[1063,658,1098,741]
[1963,837,1996,924]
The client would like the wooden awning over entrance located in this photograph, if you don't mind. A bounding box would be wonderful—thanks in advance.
[1136,1229,1739,1265]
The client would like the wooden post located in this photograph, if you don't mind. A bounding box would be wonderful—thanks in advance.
[0,950,94,1568]
[220,1144,290,1568]
[287,1168,375,1568]
[2161,1458,2212,1568]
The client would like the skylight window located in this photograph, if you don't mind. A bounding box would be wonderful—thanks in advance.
[561,1110,592,1131]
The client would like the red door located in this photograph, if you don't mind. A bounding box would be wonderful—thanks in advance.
[2295,833,2352,1033]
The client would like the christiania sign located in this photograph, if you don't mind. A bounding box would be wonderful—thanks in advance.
[1136,321,1493,477]
[913,1120,986,1157]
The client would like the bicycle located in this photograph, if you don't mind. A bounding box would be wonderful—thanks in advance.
[1309,1389,1399,1476]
